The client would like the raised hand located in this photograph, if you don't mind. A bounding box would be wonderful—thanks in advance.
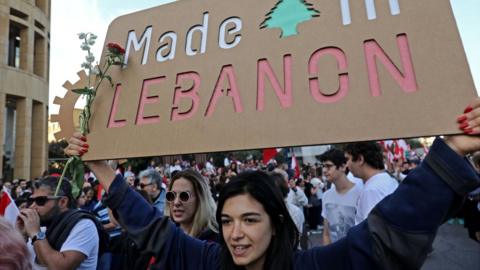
[64,132,116,192]
[445,98,480,156]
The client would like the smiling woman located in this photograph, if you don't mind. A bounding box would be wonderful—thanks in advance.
[217,172,297,270]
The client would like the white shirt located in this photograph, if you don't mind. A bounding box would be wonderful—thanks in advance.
[224,157,230,167]
[287,188,308,208]
[61,219,99,270]
[347,172,364,189]
[30,219,99,270]
[322,184,362,243]
[285,200,305,234]
[205,161,215,175]
[355,172,398,225]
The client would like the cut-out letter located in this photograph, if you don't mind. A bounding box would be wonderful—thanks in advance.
[364,34,417,97]
[219,17,242,49]
[257,55,293,111]
[205,65,243,117]
[156,31,177,62]
[340,0,400,24]
[136,77,165,125]
[124,26,152,66]
[365,0,400,20]
[107,84,127,128]
[186,13,209,56]
[309,47,349,104]
[171,72,201,121]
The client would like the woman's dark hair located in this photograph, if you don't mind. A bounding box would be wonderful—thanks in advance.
[216,171,298,270]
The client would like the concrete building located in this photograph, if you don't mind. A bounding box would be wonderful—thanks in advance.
[0,0,50,180]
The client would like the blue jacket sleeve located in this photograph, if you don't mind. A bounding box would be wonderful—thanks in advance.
[103,175,221,270]
[294,138,480,270]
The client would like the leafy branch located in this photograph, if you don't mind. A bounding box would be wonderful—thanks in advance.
[55,33,125,198]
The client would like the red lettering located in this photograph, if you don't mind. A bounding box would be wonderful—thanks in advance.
[205,65,243,117]
[107,84,127,128]
[171,72,201,121]
[309,47,349,104]
[136,77,164,125]
[257,55,293,111]
[364,34,417,97]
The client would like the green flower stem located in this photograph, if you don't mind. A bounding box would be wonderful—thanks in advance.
[54,34,124,198]
[55,156,75,196]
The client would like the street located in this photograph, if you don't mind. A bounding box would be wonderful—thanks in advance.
[307,223,480,269]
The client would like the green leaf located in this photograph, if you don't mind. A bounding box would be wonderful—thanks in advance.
[72,87,95,96]
[69,157,85,199]
[104,75,114,87]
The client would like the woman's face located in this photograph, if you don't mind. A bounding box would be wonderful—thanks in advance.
[221,194,273,270]
[169,178,197,227]
[85,190,94,202]
[77,193,86,207]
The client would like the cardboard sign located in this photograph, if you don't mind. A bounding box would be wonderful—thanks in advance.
[82,0,477,160]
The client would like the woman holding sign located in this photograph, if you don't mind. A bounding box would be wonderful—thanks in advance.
[66,99,480,270]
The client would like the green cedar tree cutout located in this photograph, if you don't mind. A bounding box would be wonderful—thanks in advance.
[260,0,320,38]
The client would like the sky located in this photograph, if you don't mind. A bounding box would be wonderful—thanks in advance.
[49,0,480,115]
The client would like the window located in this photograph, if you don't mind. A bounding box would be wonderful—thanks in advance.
[34,32,46,77]
[8,23,21,68]
[3,96,17,181]
[10,8,28,20]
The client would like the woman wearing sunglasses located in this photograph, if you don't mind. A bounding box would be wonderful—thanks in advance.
[165,170,219,242]
[66,99,480,270]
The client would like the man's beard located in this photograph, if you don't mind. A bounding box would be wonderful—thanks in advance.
[40,203,61,227]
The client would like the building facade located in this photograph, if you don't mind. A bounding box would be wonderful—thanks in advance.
[0,0,50,180]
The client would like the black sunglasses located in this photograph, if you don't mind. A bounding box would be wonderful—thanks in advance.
[166,191,191,202]
[27,196,62,206]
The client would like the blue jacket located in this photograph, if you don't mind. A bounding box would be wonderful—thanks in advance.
[104,138,480,269]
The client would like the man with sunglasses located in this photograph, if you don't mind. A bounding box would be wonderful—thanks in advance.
[139,168,167,215]
[319,149,362,245]
[17,177,100,270]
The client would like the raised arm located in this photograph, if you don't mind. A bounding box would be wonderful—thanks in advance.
[64,133,160,238]
[64,133,221,269]
[363,99,480,269]
[295,99,480,270]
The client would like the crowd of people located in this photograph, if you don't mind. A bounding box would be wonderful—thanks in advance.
[0,101,480,269]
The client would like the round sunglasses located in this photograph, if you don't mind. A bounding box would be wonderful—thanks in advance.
[166,191,191,202]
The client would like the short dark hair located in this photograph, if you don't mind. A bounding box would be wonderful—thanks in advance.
[344,142,385,170]
[34,177,76,209]
[319,149,347,168]
[269,172,289,198]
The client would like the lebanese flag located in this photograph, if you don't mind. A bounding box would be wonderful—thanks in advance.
[0,187,20,225]
[291,152,300,178]
[97,184,104,201]
[263,148,279,164]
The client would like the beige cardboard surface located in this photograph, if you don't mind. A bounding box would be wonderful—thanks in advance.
[80,0,476,160]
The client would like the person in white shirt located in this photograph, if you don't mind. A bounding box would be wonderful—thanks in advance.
[320,149,362,245]
[274,168,308,208]
[205,157,216,176]
[270,172,305,237]
[17,177,99,270]
[344,142,399,225]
